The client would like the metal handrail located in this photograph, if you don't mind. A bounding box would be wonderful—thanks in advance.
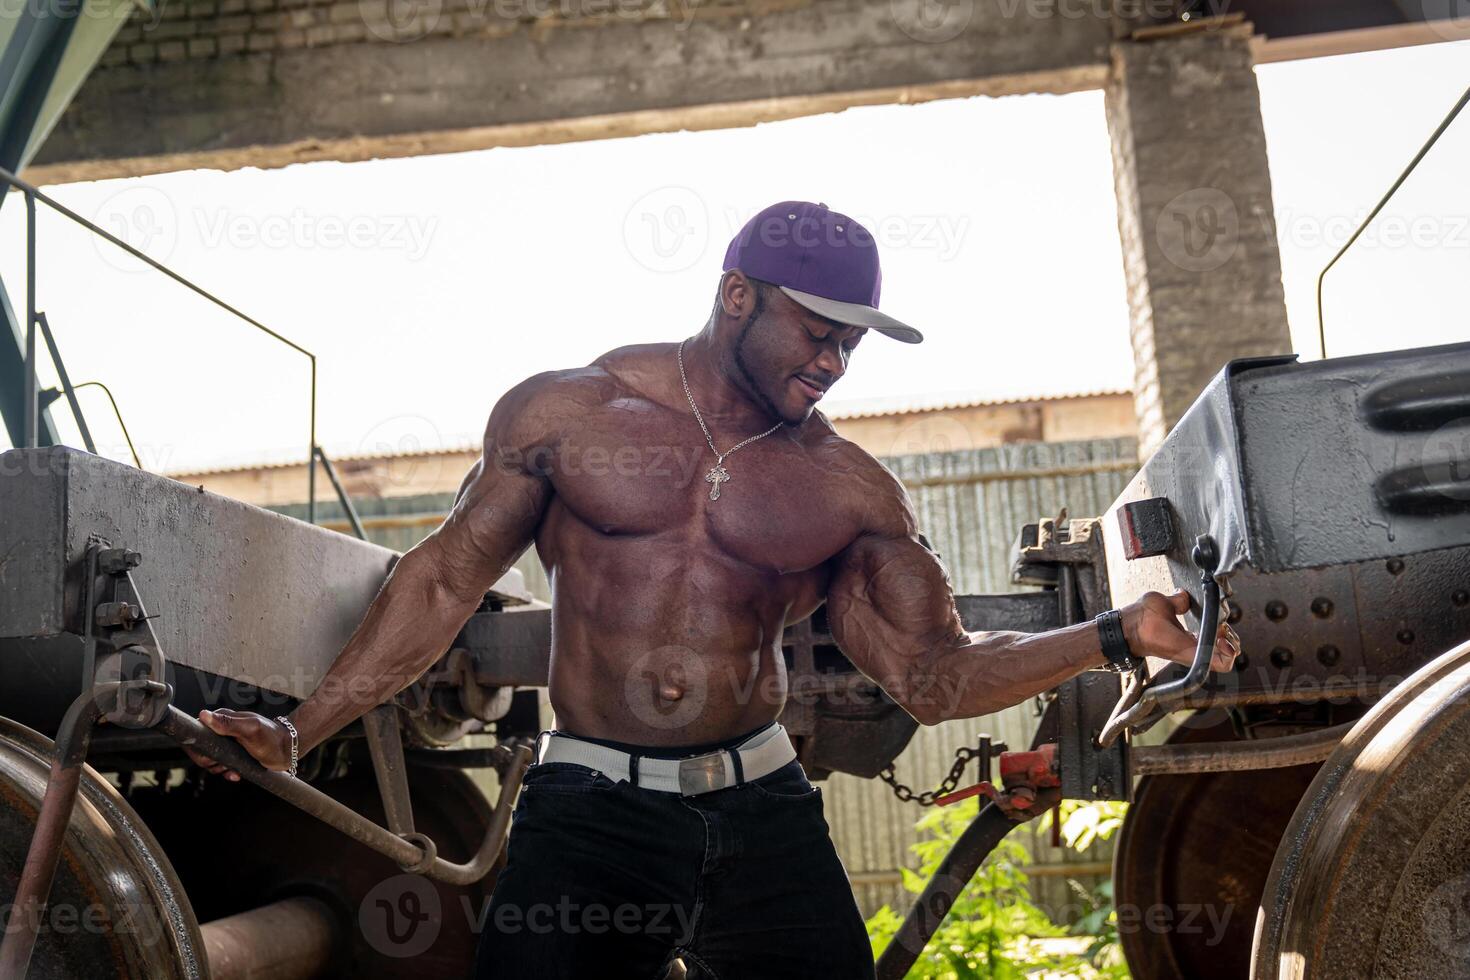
[34,310,95,453]
[71,381,142,469]
[313,446,368,539]
[0,166,330,521]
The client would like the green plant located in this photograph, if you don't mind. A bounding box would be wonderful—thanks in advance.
[1050,799,1126,852]
[1047,800,1129,978]
[867,798,1132,979]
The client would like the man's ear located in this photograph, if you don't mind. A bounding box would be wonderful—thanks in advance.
[719,270,758,320]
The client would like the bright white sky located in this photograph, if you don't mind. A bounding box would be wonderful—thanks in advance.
[3,39,1468,473]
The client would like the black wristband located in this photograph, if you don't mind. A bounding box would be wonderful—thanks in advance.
[1094,609,1138,673]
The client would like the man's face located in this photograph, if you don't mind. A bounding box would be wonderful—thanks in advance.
[732,286,866,425]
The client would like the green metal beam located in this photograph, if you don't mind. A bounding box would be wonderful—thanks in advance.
[0,0,133,447]
[0,278,59,449]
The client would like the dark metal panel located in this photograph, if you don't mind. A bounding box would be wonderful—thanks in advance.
[1057,669,1127,800]
[1347,546,1470,678]
[1234,341,1470,571]
[1103,343,1470,607]
[1193,549,1470,704]
[954,591,1060,634]
[1099,343,1470,701]
[796,699,921,781]
[0,636,85,736]
[1210,563,1366,699]
[458,607,551,687]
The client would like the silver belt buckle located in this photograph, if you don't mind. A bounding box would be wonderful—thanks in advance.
[678,750,730,796]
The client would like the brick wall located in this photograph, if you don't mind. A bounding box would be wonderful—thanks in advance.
[100,0,752,68]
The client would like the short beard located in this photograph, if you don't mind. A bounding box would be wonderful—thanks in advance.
[732,286,791,424]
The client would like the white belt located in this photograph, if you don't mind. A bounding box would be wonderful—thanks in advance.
[534,723,798,795]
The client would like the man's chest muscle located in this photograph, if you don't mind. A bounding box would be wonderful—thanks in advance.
[546,409,856,574]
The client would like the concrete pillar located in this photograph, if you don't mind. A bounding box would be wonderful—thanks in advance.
[1104,24,1293,456]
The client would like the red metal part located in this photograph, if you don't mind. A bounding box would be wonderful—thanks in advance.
[932,781,995,807]
[935,743,1060,818]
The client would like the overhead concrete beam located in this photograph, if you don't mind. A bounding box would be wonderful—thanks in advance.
[28,0,1116,183]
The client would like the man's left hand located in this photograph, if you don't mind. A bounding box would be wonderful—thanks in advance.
[1122,589,1240,672]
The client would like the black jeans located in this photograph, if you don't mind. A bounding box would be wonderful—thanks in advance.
[473,758,876,979]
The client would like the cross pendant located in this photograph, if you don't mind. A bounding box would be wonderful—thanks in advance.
[705,464,731,501]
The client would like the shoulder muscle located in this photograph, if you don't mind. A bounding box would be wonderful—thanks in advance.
[814,433,917,540]
[484,366,613,466]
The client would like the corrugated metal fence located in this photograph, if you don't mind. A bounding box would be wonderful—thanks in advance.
[277,435,1139,922]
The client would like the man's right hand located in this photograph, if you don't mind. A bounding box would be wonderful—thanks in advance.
[184,708,294,782]
[1123,589,1240,672]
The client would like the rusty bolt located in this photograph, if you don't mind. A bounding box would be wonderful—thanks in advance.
[95,601,140,628]
[1270,647,1293,669]
[1265,600,1288,623]
[1387,558,1405,575]
[1317,645,1341,667]
[1310,597,1334,619]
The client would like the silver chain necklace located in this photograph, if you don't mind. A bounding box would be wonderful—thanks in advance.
[677,339,783,501]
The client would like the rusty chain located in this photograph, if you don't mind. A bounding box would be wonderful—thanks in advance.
[877,736,1005,807]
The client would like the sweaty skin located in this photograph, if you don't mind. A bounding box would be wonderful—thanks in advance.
[190,272,1239,773]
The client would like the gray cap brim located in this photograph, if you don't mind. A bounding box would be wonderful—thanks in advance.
[779,286,924,344]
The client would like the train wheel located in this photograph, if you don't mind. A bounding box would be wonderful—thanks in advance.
[1114,712,1323,980]
[124,755,501,977]
[0,717,205,979]
[1252,638,1470,979]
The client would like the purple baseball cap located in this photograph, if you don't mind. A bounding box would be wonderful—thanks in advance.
[722,201,924,344]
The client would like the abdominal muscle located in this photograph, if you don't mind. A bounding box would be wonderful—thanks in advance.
[533,469,832,748]
[547,633,791,748]
[540,556,811,748]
